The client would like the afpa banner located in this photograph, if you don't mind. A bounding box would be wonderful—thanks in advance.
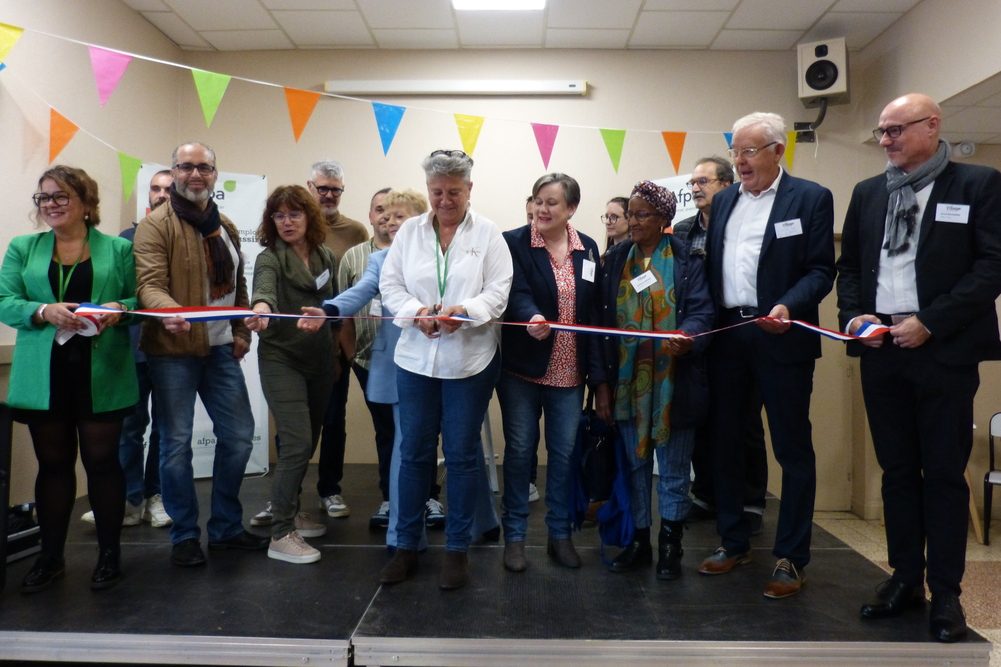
[135,164,269,479]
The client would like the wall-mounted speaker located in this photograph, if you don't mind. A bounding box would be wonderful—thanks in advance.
[797,37,849,108]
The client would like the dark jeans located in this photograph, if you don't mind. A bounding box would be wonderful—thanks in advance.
[352,363,396,501]
[317,353,350,498]
[119,361,160,506]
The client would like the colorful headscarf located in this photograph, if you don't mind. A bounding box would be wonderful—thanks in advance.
[630,180,677,222]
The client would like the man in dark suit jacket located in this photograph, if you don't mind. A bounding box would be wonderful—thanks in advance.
[836,93,1001,643]
[697,112,835,601]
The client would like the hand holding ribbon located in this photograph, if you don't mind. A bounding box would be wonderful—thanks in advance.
[525,313,551,341]
[245,303,271,333]
[756,304,792,334]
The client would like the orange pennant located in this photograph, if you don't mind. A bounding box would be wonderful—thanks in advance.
[284,87,321,143]
[49,108,79,163]
[661,131,687,174]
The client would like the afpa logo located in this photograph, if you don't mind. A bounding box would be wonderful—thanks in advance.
[210,180,237,201]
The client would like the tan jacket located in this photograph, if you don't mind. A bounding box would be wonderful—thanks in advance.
[134,202,250,357]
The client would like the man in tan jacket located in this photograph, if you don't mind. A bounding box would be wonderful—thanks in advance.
[134,141,267,568]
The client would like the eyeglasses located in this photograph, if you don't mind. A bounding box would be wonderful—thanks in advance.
[872,116,930,141]
[173,162,216,175]
[601,214,623,224]
[310,182,345,196]
[687,177,720,189]
[625,211,660,222]
[32,192,71,207]
[272,211,305,223]
[727,142,778,160]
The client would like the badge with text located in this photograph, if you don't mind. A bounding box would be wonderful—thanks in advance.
[630,270,658,293]
[774,218,803,238]
[582,259,596,283]
[370,297,383,317]
[935,203,970,224]
[315,268,330,290]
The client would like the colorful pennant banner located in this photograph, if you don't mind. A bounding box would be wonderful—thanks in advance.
[372,102,406,155]
[661,131,686,174]
[723,132,733,148]
[600,128,626,173]
[0,22,23,62]
[49,108,78,163]
[784,130,797,171]
[283,87,321,142]
[117,152,142,201]
[191,68,231,128]
[88,46,132,107]
[532,122,559,169]
[454,114,485,156]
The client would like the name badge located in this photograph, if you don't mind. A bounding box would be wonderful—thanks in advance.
[774,218,803,239]
[582,259,596,283]
[630,270,658,293]
[935,203,970,224]
[315,268,330,290]
[370,297,382,317]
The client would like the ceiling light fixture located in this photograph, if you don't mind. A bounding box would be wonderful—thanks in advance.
[324,79,586,97]
[452,0,545,10]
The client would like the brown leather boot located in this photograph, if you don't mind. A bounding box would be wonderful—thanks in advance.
[379,548,418,584]
[439,550,469,590]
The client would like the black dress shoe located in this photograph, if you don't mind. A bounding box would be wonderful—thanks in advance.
[21,555,65,594]
[929,594,967,643]
[860,579,925,619]
[91,547,122,591]
[171,539,206,567]
[608,540,652,573]
[547,537,582,569]
[208,530,268,551]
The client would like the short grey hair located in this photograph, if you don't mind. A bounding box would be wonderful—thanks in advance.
[732,112,786,146]
[311,160,344,180]
[422,150,473,181]
[172,141,216,166]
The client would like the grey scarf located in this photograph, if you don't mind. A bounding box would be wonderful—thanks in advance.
[883,140,949,257]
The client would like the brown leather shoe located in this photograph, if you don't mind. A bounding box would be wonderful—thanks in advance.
[503,541,527,572]
[439,550,469,590]
[763,558,805,599]
[698,546,751,575]
[379,548,418,585]
[547,537,582,569]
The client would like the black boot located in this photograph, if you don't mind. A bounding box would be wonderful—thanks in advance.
[608,527,652,573]
[657,520,684,580]
[91,546,122,591]
[21,554,65,594]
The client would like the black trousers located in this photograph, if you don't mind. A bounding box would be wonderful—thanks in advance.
[317,352,351,498]
[859,343,978,597]
[352,363,396,501]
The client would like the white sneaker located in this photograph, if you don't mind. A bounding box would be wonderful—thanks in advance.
[267,530,320,564]
[319,494,350,518]
[123,500,144,526]
[80,510,96,525]
[250,501,274,527]
[294,511,327,538]
[369,501,390,529]
[528,482,540,503]
[424,498,446,528]
[142,494,172,528]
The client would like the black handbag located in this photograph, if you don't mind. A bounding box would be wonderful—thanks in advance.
[577,390,617,503]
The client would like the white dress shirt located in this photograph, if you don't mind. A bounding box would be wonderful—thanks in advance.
[380,207,513,379]
[721,168,784,309]
[875,182,932,315]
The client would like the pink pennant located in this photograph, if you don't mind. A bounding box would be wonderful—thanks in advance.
[531,122,559,169]
[88,46,132,107]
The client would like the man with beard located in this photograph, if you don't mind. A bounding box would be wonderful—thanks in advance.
[307,160,368,520]
[134,142,267,567]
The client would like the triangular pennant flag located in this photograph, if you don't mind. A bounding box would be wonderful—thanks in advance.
[723,132,733,148]
[661,131,687,174]
[784,131,797,171]
[284,87,321,142]
[49,108,78,163]
[0,23,24,62]
[372,102,406,155]
[88,46,132,107]
[118,152,143,202]
[599,128,626,172]
[454,114,485,156]
[531,123,559,169]
[191,68,231,128]
[0,63,6,73]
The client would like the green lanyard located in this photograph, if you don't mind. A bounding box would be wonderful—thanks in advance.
[55,238,88,302]
[434,225,450,303]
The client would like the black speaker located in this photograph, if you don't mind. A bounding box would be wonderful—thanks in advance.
[798,37,849,108]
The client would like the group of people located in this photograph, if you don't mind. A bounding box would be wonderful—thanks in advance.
[1,92,997,644]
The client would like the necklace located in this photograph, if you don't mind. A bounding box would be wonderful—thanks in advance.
[54,234,89,302]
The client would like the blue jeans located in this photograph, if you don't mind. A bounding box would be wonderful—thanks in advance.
[148,345,255,545]
[395,353,500,552]
[119,361,160,506]
[618,420,695,528]
[498,373,583,542]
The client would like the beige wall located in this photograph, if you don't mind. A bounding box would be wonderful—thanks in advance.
[1,0,999,523]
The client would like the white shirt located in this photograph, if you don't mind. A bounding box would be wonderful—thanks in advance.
[380,207,513,379]
[721,169,784,308]
[875,182,932,315]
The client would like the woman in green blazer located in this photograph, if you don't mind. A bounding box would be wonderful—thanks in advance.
[0,166,138,594]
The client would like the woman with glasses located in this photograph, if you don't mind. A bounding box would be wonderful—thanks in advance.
[596,180,713,579]
[378,149,513,590]
[0,166,138,593]
[602,196,630,253]
[498,173,606,573]
[245,185,338,565]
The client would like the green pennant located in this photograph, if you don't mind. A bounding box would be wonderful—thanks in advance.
[118,152,142,202]
[191,68,231,128]
[600,128,626,173]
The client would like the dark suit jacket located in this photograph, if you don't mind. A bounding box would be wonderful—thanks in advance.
[836,161,1001,364]
[501,224,605,387]
[707,172,835,363]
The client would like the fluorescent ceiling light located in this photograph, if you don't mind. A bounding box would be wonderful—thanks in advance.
[324,79,587,96]
[452,0,545,10]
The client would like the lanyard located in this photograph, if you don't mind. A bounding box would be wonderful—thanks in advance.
[55,237,88,302]
[434,225,450,303]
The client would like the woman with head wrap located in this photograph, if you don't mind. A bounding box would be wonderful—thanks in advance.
[595,180,714,579]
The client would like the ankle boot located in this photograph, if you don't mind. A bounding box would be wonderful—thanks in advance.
[439,550,469,590]
[380,548,418,584]
[21,554,65,594]
[657,520,684,581]
[608,527,652,573]
[91,546,122,591]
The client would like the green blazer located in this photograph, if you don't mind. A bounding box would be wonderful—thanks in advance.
[0,227,139,412]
